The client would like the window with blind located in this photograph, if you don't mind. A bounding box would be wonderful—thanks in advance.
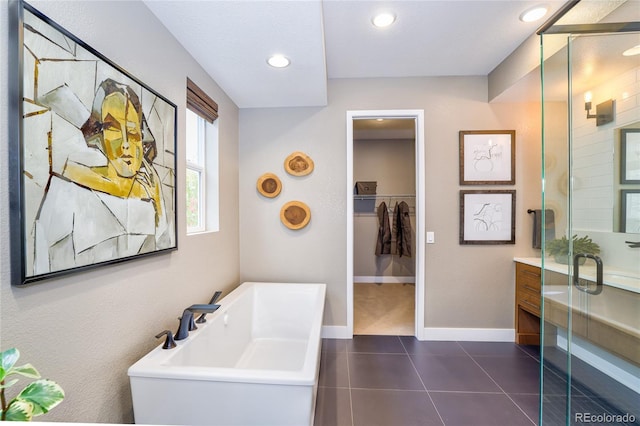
[186,78,219,234]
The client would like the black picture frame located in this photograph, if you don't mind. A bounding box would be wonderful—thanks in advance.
[621,190,640,233]
[10,1,178,286]
[621,128,640,184]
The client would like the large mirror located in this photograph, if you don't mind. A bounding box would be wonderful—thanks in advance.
[542,31,640,236]
[571,31,640,235]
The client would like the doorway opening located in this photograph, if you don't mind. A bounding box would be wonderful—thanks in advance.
[346,110,425,339]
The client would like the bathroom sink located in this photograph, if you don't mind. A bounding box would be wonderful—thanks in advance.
[602,272,640,292]
[603,273,640,280]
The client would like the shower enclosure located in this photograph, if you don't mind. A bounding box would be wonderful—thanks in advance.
[539,1,640,424]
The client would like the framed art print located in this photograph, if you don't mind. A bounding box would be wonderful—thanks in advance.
[621,190,640,233]
[460,130,515,185]
[10,1,177,285]
[621,128,640,184]
[460,190,516,245]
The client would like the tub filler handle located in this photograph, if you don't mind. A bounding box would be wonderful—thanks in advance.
[175,304,221,341]
[155,330,177,350]
[196,291,223,324]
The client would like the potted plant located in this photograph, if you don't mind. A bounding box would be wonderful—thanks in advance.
[0,348,64,421]
[546,235,600,265]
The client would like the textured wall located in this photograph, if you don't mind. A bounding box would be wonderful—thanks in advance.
[239,77,542,330]
[0,1,239,423]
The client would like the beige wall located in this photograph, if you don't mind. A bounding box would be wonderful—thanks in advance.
[240,77,542,330]
[0,2,546,423]
[0,1,239,423]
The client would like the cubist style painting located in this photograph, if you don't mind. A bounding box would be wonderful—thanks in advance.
[16,3,177,284]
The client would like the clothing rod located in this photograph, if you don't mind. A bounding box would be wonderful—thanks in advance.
[353,194,416,200]
[355,212,416,217]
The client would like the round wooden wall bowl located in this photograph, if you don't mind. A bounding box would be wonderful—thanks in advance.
[257,173,282,198]
[284,151,314,176]
[280,201,311,230]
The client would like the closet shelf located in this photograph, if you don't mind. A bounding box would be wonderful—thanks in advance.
[353,194,415,200]
[354,193,416,216]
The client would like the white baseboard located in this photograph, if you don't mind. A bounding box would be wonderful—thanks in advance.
[420,328,515,342]
[321,326,514,342]
[354,276,415,284]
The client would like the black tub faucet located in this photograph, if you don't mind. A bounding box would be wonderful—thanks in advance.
[155,330,176,349]
[175,304,221,340]
[196,291,223,324]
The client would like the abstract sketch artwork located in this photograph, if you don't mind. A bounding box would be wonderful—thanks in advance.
[473,202,504,232]
[460,190,515,245]
[459,130,515,185]
[14,3,177,284]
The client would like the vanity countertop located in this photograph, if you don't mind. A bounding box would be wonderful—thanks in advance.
[514,257,640,294]
[514,257,639,340]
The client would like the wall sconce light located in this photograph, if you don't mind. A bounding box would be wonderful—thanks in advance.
[584,91,615,126]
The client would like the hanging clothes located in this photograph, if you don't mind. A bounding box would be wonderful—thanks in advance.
[393,201,412,257]
[375,201,391,255]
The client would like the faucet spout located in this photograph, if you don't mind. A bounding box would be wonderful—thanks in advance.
[175,310,194,341]
[175,304,221,340]
[188,303,221,313]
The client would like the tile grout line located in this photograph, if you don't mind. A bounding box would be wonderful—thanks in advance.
[425,389,513,395]
[345,342,355,426]
[459,344,537,426]
[400,336,447,426]
[539,359,628,421]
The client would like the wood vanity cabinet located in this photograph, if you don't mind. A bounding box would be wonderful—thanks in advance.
[514,260,640,364]
[515,262,541,345]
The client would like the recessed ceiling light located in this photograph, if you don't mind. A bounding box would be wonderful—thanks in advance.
[623,44,640,56]
[519,5,548,23]
[372,12,396,28]
[267,54,290,68]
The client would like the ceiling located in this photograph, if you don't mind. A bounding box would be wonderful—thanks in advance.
[144,0,570,109]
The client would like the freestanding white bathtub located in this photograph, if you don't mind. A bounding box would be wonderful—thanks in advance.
[128,282,326,426]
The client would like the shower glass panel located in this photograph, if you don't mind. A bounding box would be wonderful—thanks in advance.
[540,2,640,424]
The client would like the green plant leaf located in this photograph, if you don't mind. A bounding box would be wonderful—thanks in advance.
[2,399,34,421]
[9,363,40,379]
[17,379,65,416]
[0,378,19,389]
[0,348,19,382]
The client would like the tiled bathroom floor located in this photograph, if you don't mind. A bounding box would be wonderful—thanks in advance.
[313,336,639,426]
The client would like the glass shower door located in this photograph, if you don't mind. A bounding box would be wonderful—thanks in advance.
[540,11,640,426]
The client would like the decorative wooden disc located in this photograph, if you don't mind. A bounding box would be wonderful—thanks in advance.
[280,201,311,230]
[256,173,282,198]
[284,151,314,176]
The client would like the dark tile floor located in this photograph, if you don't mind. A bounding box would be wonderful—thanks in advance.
[313,336,639,426]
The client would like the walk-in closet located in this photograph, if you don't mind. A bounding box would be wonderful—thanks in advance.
[353,118,416,335]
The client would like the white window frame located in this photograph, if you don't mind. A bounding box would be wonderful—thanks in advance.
[186,109,219,235]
